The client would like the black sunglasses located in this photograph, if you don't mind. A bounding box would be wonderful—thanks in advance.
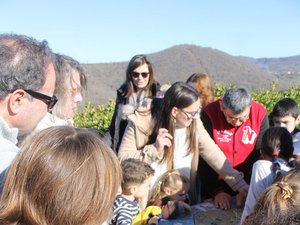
[24,89,58,110]
[131,72,149,78]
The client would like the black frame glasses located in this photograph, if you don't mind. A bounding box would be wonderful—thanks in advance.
[24,89,58,110]
[180,107,201,119]
[131,72,149,78]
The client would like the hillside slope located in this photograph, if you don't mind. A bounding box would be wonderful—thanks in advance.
[82,44,299,106]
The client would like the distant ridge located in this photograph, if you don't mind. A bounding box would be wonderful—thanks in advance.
[82,44,300,106]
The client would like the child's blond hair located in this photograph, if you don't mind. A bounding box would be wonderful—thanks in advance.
[150,169,189,202]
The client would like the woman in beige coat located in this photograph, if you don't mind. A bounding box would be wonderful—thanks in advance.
[118,82,248,204]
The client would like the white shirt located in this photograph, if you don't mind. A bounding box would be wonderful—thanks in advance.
[150,128,192,187]
[240,159,291,224]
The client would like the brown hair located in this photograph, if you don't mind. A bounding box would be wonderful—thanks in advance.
[0,126,122,225]
[124,54,155,98]
[186,73,214,108]
[121,158,154,190]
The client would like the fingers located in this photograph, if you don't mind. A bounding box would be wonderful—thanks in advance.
[158,128,173,140]
[154,129,173,153]
[214,192,231,210]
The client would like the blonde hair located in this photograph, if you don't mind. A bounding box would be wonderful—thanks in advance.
[0,126,121,225]
[244,168,300,225]
[150,170,190,201]
[186,73,214,108]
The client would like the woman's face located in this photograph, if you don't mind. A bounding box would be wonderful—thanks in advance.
[172,98,201,128]
[131,63,150,90]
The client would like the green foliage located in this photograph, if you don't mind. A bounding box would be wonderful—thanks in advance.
[74,83,300,131]
[74,100,115,131]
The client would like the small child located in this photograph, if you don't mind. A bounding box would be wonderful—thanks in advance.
[240,127,295,224]
[271,98,300,158]
[150,169,190,204]
[242,168,300,225]
[110,158,155,225]
[132,170,191,225]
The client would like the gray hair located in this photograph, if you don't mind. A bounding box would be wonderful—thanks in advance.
[51,53,87,119]
[0,34,54,100]
[221,87,251,114]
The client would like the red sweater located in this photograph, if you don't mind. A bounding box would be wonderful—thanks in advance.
[199,99,268,197]
[204,100,266,167]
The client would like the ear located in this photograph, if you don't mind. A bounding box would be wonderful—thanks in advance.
[171,107,178,118]
[163,187,173,196]
[296,115,300,125]
[8,89,26,115]
[128,185,137,195]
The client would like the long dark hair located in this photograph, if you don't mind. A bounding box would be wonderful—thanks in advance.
[149,82,199,169]
[123,54,155,98]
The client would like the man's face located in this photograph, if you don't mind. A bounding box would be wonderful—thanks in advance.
[273,115,299,133]
[20,63,56,134]
[222,106,251,127]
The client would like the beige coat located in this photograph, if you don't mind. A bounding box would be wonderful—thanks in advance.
[118,110,247,203]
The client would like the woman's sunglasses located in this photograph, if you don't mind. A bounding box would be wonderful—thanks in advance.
[131,72,149,78]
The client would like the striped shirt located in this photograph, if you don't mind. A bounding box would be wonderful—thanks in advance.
[110,195,140,225]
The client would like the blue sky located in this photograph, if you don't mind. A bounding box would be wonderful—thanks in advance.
[2,0,299,63]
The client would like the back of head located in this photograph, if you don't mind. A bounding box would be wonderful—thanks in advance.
[186,73,214,107]
[261,126,294,161]
[0,126,121,225]
[271,98,299,119]
[221,87,251,114]
[121,158,154,190]
[150,169,190,200]
[124,54,155,97]
[0,33,54,100]
[252,168,300,220]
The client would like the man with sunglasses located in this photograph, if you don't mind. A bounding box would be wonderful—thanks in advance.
[198,87,269,210]
[0,34,56,175]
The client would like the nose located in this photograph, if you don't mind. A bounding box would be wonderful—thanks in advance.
[74,92,83,103]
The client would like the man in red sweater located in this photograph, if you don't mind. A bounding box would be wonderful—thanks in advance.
[199,87,269,210]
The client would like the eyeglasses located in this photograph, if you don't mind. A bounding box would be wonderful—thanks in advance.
[24,89,58,110]
[222,108,250,123]
[180,107,201,119]
[131,72,149,78]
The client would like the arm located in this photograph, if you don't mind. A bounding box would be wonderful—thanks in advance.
[240,160,271,224]
[253,115,269,155]
[196,118,247,192]
[118,121,162,164]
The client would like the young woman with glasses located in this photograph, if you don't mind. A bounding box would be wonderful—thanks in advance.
[108,54,160,153]
[118,82,248,204]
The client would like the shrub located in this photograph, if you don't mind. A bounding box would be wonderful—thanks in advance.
[74,83,300,131]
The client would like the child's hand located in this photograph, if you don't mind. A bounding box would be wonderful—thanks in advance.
[148,216,159,225]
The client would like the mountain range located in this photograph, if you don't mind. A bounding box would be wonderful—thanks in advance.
[82,44,300,106]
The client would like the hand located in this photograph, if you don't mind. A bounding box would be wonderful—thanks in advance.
[154,128,173,157]
[236,191,246,208]
[214,192,231,210]
[148,216,159,225]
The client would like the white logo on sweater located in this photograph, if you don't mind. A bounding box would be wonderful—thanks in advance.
[242,126,257,144]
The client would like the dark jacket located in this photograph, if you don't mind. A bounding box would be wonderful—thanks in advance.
[108,82,160,153]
